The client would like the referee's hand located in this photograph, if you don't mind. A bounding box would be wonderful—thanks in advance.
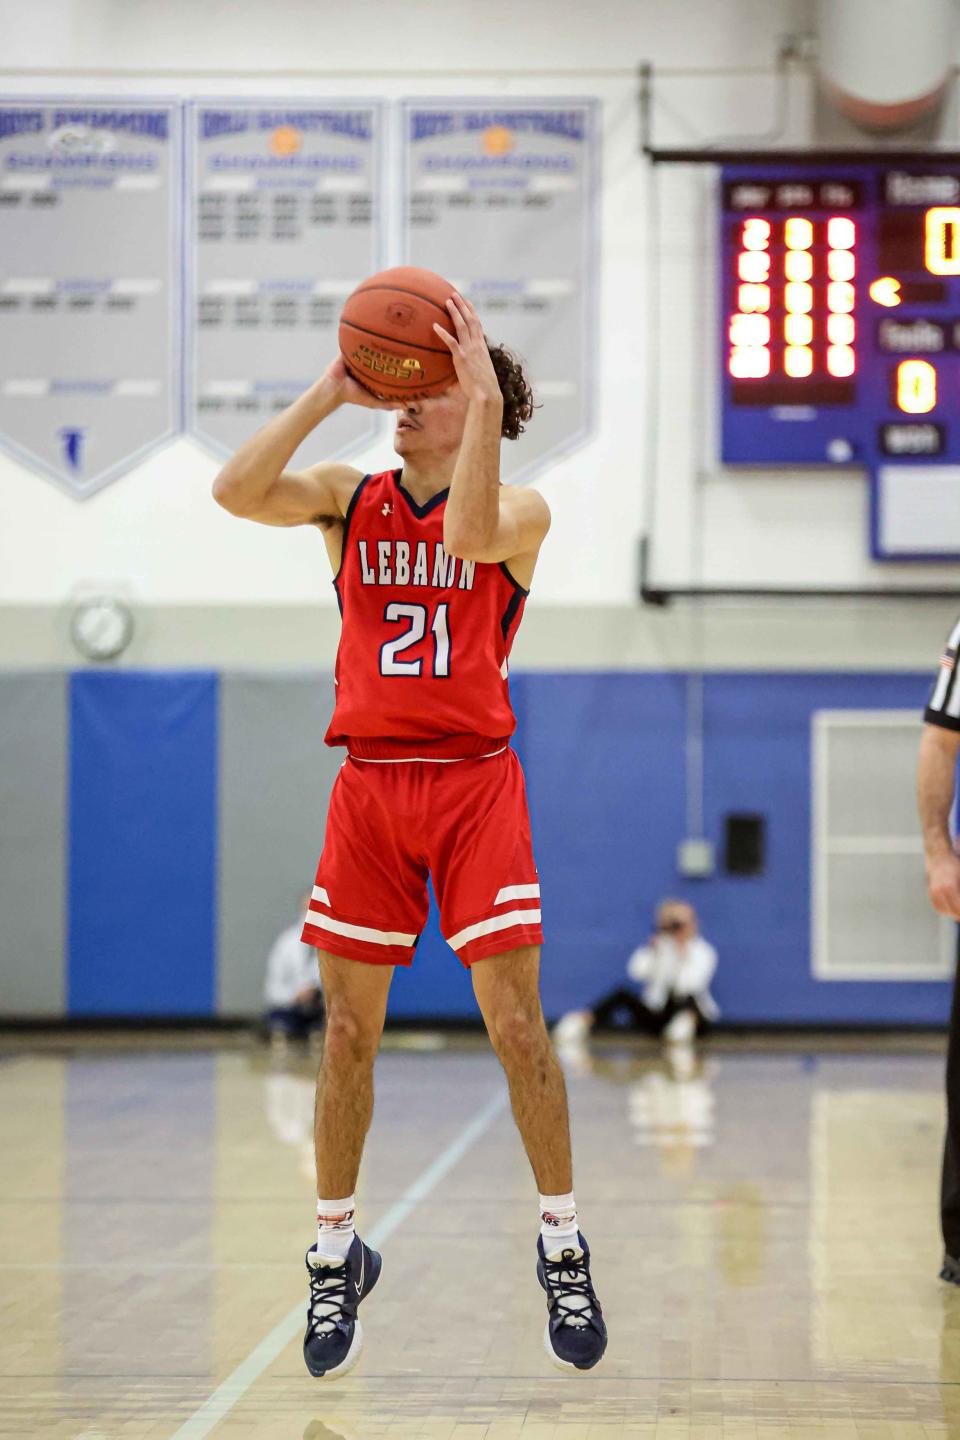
[927,852,960,921]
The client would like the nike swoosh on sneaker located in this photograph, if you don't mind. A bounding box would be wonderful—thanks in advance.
[354,1247,364,1297]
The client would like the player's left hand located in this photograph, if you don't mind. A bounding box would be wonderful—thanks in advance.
[433,295,503,408]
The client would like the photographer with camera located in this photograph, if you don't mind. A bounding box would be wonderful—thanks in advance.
[554,900,720,1047]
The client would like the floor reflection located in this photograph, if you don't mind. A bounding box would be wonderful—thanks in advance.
[303,1421,356,1440]
[1,1035,955,1437]
[263,1062,316,1182]
[557,1037,717,1168]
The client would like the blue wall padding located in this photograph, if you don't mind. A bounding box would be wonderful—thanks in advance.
[403,670,950,1025]
[521,672,691,1018]
[68,672,218,1016]
[389,881,474,1018]
[396,673,691,1018]
[59,666,951,1024]
[699,673,950,1024]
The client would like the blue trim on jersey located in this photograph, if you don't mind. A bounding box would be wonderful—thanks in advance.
[498,561,529,598]
[499,562,529,639]
[500,588,524,642]
[393,468,449,518]
[332,472,374,598]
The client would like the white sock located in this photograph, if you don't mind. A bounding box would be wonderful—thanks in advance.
[316,1194,356,1262]
[539,1190,579,1256]
[539,1190,593,1327]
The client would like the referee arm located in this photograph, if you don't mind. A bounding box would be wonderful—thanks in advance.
[919,727,960,920]
[919,619,960,921]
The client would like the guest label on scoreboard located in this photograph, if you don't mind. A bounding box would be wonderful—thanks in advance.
[186,102,382,463]
[877,317,946,353]
[0,100,179,496]
[401,100,598,484]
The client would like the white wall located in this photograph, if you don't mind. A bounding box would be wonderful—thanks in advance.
[1,0,955,648]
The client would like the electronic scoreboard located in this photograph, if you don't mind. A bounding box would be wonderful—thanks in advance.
[720,163,960,561]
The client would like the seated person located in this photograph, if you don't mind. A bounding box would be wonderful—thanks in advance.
[555,899,719,1045]
[263,895,325,1043]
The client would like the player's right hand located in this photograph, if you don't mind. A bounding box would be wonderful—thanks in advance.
[323,356,399,410]
[927,850,960,920]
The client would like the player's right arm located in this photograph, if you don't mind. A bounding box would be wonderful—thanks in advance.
[212,357,393,527]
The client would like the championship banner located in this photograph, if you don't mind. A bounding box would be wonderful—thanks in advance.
[186,102,383,464]
[401,100,599,484]
[0,100,179,496]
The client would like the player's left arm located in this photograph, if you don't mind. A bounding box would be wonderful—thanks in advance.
[434,295,551,564]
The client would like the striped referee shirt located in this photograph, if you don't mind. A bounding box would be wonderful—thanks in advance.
[926,616,960,732]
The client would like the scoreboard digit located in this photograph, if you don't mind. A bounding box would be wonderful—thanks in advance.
[720,164,960,560]
[728,208,856,396]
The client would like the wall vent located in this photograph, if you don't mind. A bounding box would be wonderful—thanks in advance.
[812,710,955,981]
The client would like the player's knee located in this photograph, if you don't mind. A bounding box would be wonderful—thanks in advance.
[322,1004,380,1067]
[489,1002,546,1062]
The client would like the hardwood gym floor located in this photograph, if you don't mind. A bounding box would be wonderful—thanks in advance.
[1,1030,956,1438]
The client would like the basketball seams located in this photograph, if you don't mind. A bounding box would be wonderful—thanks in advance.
[340,266,457,398]
[350,283,454,320]
[339,318,452,357]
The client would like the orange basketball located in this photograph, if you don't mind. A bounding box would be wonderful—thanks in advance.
[339,266,458,400]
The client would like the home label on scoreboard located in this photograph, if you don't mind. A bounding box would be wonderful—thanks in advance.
[720,162,960,560]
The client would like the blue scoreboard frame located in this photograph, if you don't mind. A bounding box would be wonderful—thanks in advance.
[720,163,960,562]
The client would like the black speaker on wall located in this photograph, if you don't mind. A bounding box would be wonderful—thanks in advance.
[724,813,765,876]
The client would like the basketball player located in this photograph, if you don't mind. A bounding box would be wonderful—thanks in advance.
[918,614,960,1283]
[212,294,607,1376]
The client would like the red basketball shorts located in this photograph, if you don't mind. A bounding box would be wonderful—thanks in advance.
[301,747,543,967]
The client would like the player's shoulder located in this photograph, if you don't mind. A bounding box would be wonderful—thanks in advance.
[500,483,551,536]
[300,460,367,515]
[500,483,550,514]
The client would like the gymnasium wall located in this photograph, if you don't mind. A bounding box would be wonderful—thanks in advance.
[2,1,958,1029]
[2,0,957,660]
[1,665,950,1026]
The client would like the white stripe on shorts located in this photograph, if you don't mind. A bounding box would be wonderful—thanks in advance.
[304,908,416,949]
[312,886,331,907]
[494,884,540,905]
[447,908,542,952]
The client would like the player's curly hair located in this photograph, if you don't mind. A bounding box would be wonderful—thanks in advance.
[487,343,537,441]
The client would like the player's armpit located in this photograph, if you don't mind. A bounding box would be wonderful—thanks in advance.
[444,487,550,565]
[213,461,362,528]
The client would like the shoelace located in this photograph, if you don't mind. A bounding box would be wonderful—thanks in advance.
[542,1248,599,1331]
[307,1259,349,1337]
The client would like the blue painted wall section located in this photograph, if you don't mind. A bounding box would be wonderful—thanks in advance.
[699,673,948,1025]
[409,671,950,1025]
[54,667,952,1024]
[68,671,218,1016]
[520,672,690,1019]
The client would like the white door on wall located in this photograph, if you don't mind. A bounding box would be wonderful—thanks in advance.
[811,710,956,981]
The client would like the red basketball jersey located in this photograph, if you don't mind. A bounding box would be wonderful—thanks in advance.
[325,468,528,755]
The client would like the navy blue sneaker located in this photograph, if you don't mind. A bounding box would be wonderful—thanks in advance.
[303,1235,382,1379]
[941,1253,960,1285]
[536,1232,607,1371]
